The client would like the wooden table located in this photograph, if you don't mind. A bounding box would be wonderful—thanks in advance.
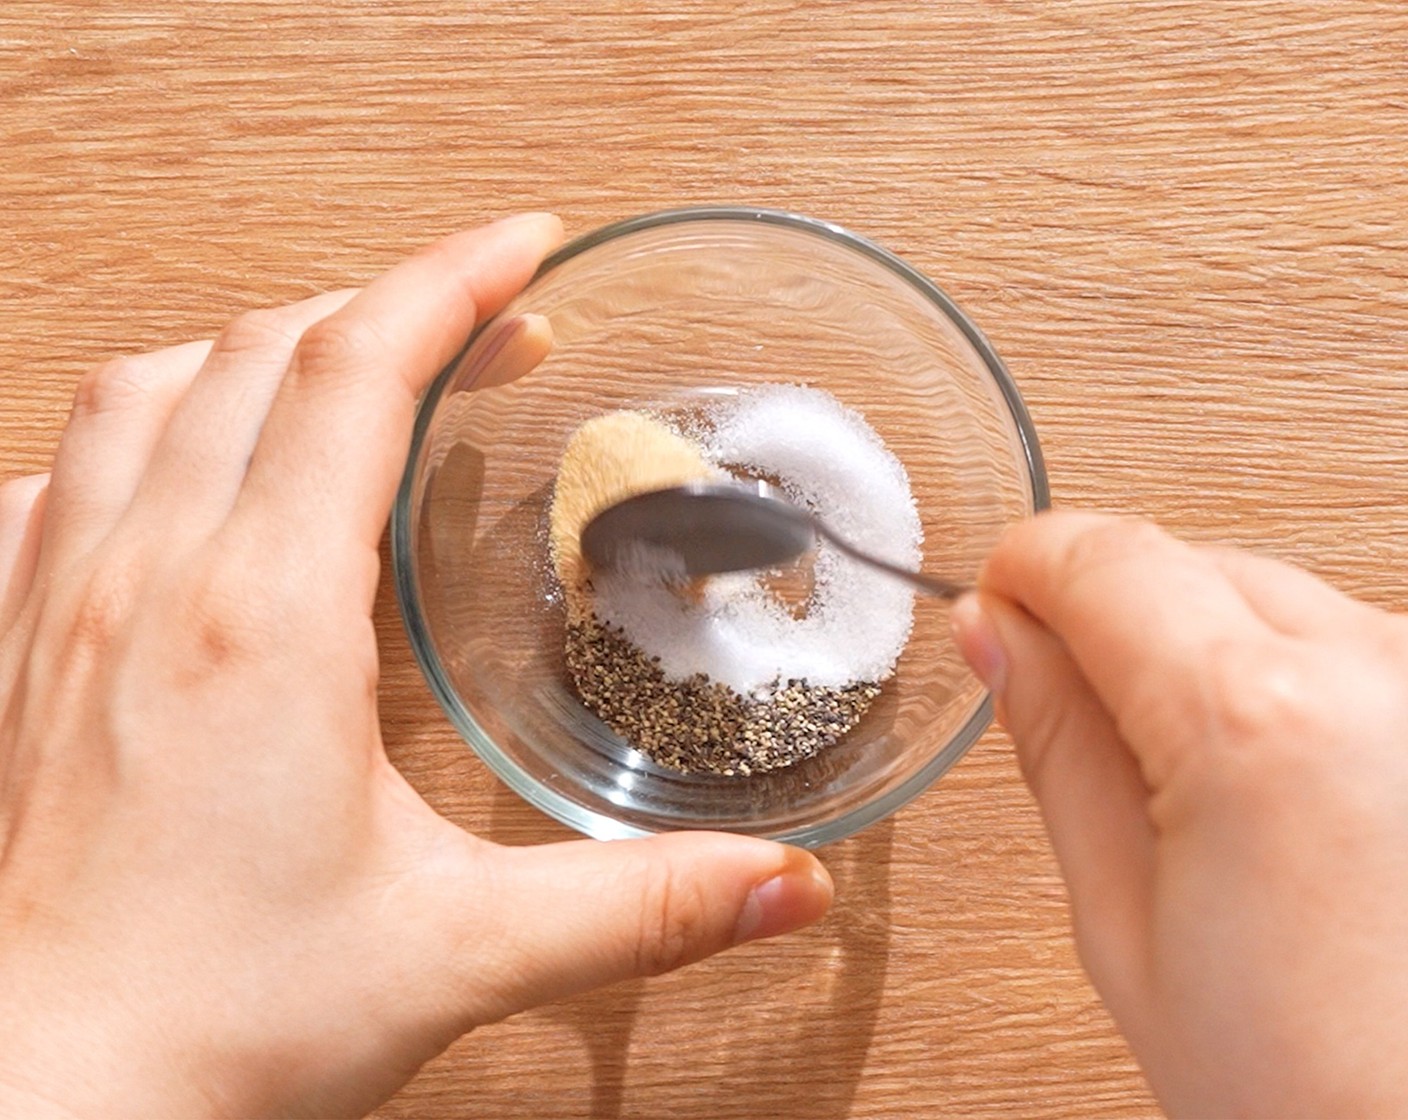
[5,3,1406,1116]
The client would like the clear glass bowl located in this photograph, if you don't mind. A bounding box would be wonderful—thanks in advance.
[392,208,1048,847]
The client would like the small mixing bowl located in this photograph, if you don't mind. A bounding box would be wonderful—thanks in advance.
[392,207,1048,847]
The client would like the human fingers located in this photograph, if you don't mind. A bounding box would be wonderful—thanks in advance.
[442,832,831,1026]
[0,474,48,632]
[40,340,213,571]
[230,214,563,575]
[952,591,1155,1011]
[125,289,359,538]
[980,512,1269,765]
[1199,545,1372,638]
[457,312,554,391]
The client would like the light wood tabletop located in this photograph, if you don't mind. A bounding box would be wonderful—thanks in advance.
[4,3,1406,1117]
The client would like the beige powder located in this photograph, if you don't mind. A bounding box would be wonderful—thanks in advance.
[548,411,714,614]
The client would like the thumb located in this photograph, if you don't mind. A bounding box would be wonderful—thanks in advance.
[457,832,832,1023]
[952,591,1154,1003]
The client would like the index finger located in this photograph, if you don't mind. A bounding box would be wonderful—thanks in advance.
[980,511,1269,741]
[230,213,564,565]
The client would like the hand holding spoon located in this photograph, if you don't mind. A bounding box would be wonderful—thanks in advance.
[580,481,967,599]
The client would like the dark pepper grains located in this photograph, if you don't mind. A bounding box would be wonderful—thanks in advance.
[565,613,881,776]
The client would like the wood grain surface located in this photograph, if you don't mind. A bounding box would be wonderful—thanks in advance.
[4,3,1407,1117]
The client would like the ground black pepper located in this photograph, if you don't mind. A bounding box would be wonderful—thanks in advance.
[565,612,882,776]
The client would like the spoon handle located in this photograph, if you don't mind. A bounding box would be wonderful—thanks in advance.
[811,521,970,600]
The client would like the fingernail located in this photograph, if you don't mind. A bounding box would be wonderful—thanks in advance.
[495,211,565,241]
[951,592,1009,695]
[733,853,834,945]
[462,313,555,392]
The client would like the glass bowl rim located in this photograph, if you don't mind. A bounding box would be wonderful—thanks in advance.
[391,205,1051,847]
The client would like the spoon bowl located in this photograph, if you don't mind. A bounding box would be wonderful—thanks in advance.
[581,482,969,598]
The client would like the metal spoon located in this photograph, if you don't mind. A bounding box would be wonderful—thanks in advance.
[580,481,968,599]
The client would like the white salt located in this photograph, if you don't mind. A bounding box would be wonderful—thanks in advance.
[592,385,922,696]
